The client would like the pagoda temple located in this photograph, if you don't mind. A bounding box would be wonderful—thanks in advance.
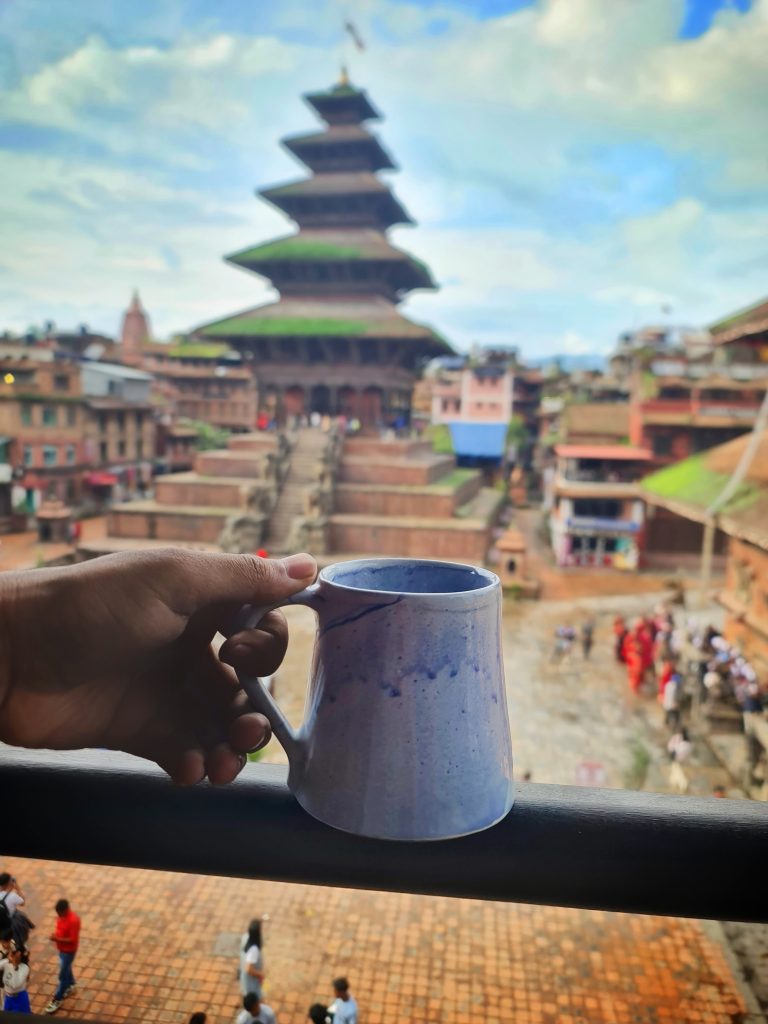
[193,72,452,427]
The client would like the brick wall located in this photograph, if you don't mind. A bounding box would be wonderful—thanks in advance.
[342,438,434,459]
[109,509,228,542]
[195,452,266,478]
[723,537,768,670]
[329,519,489,562]
[155,479,247,508]
[339,456,455,486]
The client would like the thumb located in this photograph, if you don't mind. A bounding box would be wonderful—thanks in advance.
[178,551,317,612]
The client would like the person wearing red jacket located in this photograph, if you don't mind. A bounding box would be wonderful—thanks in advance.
[44,898,81,1015]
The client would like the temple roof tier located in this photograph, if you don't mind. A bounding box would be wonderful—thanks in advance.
[304,83,380,125]
[283,124,396,173]
[196,295,450,349]
[225,229,435,295]
[260,172,412,229]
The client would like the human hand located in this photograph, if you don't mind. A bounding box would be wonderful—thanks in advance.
[0,548,317,784]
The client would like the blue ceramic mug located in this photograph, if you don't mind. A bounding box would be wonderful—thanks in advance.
[237,557,514,841]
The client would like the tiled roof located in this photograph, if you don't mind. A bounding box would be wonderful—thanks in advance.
[194,295,452,349]
[710,297,768,342]
[642,431,768,548]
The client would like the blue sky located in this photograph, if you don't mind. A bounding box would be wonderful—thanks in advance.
[0,0,765,358]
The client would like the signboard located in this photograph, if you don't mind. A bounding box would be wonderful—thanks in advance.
[566,517,639,533]
[698,406,757,420]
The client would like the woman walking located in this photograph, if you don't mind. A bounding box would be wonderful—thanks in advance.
[239,917,265,1001]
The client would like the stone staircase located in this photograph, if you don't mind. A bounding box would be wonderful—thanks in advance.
[265,428,328,553]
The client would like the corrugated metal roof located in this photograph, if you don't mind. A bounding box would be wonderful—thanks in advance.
[448,421,507,459]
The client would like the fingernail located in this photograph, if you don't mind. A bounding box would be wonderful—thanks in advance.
[281,552,316,580]
[237,754,247,772]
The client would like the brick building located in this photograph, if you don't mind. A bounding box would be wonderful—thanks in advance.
[545,444,651,569]
[119,292,258,433]
[0,351,155,523]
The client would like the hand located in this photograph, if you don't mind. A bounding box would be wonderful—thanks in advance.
[0,548,317,784]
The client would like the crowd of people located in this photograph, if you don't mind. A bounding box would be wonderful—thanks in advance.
[548,601,766,796]
[613,606,766,793]
[0,877,80,1016]
[1,889,357,1023]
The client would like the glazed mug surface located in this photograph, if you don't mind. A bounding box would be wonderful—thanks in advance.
[237,557,514,841]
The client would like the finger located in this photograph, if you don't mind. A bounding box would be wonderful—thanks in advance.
[123,732,206,787]
[219,610,289,678]
[169,551,317,617]
[227,710,272,754]
[206,743,246,786]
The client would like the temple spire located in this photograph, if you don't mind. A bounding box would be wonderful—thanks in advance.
[120,290,150,354]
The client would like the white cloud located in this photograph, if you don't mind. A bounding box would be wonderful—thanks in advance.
[0,0,766,354]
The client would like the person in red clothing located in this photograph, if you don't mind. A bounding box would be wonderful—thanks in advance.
[44,899,80,1015]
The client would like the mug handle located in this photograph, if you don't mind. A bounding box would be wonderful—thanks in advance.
[233,583,322,765]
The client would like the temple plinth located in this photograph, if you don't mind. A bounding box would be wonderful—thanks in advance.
[193,75,452,428]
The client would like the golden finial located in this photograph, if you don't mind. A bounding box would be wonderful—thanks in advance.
[339,64,349,86]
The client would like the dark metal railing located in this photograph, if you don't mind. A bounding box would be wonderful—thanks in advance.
[2,748,767,923]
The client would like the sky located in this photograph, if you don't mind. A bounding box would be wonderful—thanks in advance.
[0,0,766,359]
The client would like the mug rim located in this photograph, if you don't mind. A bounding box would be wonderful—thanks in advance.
[318,556,499,597]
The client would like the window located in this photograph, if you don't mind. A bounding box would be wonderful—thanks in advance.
[42,405,56,426]
[66,445,76,465]
[136,440,143,459]
[99,441,108,462]
[67,406,77,426]
[652,434,672,457]
[23,445,33,467]
[54,375,69,391]
[572,498,621,518]
[21,403,33,426]
[117,441,126,457]
[43,445,57,466]
[116,412,125,429]
[136,412,144,428]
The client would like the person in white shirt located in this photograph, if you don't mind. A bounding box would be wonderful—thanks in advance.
[1,944,32,1013]
[0,873,33,948]
[239,918,265,1000]
[329,977,358,1024]
[235,992,277,1024]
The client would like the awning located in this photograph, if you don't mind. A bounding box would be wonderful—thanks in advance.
[86,472,119,487]
[448,421,507,460]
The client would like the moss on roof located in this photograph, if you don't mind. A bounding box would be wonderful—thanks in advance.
[229,240,363,263]
[165,342,230,358]
[710,297,768,333]
[200,316,370,337]
[642,452,761,513]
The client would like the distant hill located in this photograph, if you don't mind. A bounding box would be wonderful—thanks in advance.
[526,353,606,372]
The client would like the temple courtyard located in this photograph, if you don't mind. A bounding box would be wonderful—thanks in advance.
[3,586,756,1023]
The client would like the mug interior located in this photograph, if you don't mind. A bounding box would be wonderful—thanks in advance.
[322,558,497,595]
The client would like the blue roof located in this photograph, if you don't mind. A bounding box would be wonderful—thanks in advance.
[448,421,507,460]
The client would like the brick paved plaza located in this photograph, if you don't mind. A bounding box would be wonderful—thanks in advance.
[3,855,747,1024]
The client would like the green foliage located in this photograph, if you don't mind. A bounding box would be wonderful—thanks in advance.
[432,468,476,489]
[427,423,454,454]
[641,453,760,512]
[506,415,527,445]
[200,317,369,338]
[184,419,231,451]
[623,736,651,790]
